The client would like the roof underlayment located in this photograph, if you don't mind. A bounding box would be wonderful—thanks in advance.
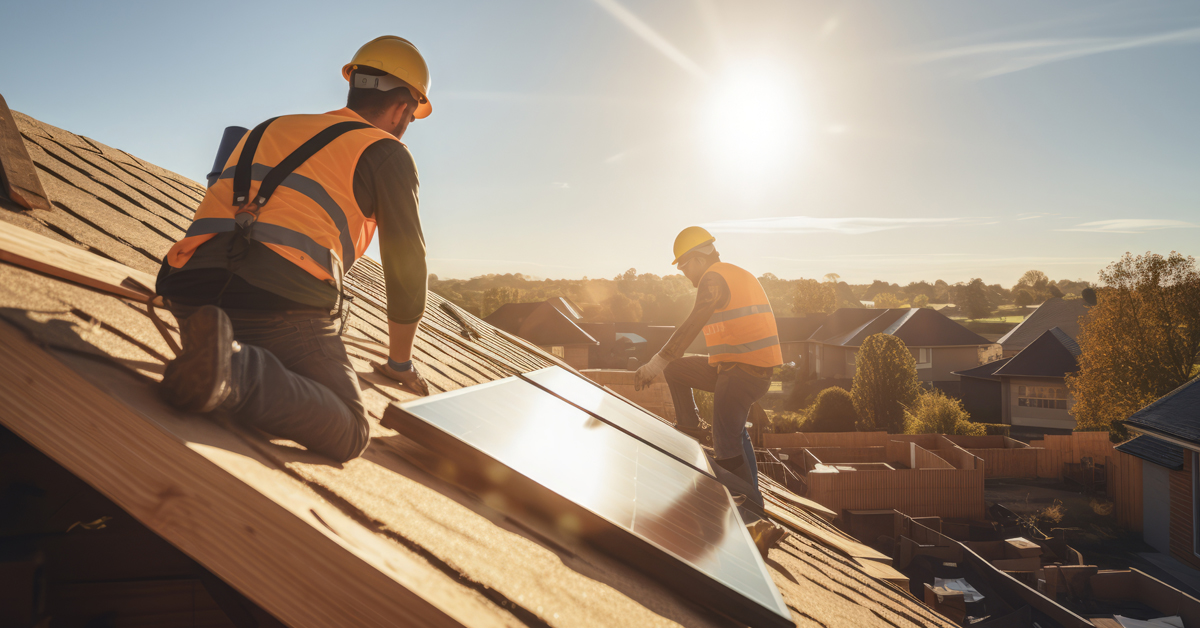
[0,105,955,628]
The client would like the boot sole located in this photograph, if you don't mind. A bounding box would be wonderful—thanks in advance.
[160,306,233,413]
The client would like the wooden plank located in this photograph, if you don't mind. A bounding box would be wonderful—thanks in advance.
[0,319,484,628]
[0,94,52,210]
[0,218,156,302]
[765,500,892,565]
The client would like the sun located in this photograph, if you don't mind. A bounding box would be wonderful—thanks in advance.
[701,62,806,181]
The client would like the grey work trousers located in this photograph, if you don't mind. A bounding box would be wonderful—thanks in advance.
[664,356,769,503]
[172,305,370,462]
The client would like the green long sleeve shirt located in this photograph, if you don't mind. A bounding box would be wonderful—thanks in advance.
[157,137,427,324]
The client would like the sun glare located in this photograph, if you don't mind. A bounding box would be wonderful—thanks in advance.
[701,63,805,181]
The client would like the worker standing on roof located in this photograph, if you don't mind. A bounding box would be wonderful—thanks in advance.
[154,36,433,462]
[634,227,782,507]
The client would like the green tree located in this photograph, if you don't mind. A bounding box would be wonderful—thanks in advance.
[793,278,838,315]
[803,387,859,432]
[1067,252,1200,439]
[1014,290,1034,308]
[953,278,994,319]
[904,389,984,435]
[851,334,921,433]
[912,294,930,308]
[873,292,904,309]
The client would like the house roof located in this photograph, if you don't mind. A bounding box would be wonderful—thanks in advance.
[997,298,1089,353]
[953,357,1012,381]
[775,315,828,343]
[485,300,598,347]
[1124,376,1200,448]
[1115,435,1184,470]
[993,327,1080,379]
[0,105,954,627]
[809,307,991,348]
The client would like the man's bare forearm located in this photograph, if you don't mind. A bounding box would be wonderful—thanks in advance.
[388,320,420,362]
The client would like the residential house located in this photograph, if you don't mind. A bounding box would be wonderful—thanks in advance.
[955,327,1080,438]
[0,100,958,627]
[578,321,676,369]
[483,297,597,369]
[997,297,1089,357]
[775,314,828,365]
[1119,377,1200,571]
[803,308,1001,396]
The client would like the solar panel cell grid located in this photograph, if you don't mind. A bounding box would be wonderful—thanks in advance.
[388,376,792,627]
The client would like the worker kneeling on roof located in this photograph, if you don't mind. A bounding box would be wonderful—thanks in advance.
[154,36,433,462]
[634,227,782,507]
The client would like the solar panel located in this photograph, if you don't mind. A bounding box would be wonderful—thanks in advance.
[383,377,793,628]
[519,366,712,475]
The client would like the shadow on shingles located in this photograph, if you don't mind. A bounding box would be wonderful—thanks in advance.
[765,555,799,584]
[0,307,165,378]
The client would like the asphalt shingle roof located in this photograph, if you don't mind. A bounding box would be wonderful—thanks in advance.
[998,298,1089,353]
[809,307,991,347]
[1115,435,1185,470]
[993,327,1081,379]
[1124,377,1200,447]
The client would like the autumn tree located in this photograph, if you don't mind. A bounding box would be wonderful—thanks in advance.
[803,387,859,432]
[953,278,994,319]
[851,334,921,433]
[912,294,930,308]
[793,278,838,315]
[904,389,984,436]
[1068,252,1200,439]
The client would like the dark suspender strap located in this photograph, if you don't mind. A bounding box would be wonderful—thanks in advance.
[252,121,371,208]
[233,117,278,207]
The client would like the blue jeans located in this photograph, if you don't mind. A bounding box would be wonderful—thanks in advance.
[171,305,370,463]
[665,356,769,504]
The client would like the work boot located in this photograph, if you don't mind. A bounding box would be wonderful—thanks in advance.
[160,305,236,413]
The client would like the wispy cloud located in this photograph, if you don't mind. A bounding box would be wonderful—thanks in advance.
[907,25,1200,78]
[591,0,708,80]
[1058,219,1199,234]
[702,216,964,235]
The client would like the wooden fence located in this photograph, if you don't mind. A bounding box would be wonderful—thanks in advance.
[806,466,986,520]
[1108,450,1144,533]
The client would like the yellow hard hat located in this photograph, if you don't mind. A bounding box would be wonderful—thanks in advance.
[672,226,716,265]
[342,36,433,119]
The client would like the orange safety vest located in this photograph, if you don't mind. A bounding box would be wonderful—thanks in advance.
[166,108,397,284]
[701,262,783,368]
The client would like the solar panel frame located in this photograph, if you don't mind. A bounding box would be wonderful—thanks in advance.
[382,377,793,628]
[518,366,713,476]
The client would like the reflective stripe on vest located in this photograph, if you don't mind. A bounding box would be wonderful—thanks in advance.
[702,262,783,368]
[166,109,396,283]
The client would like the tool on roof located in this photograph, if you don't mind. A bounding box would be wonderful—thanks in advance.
[343,36,433,119]
[439,301,480,341]
[0,93,52,211]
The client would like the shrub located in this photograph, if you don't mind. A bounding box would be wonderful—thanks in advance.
[770,411,806,434]
[904,389,984,436]
[782,377,850,411]
[851,334,920,433]
[803,387,859,432]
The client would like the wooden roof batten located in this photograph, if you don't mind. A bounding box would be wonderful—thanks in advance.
[0,103,960,628]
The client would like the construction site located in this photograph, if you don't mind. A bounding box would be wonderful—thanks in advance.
[3,4,1200,628]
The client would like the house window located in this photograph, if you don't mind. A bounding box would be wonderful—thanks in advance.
[845,350,856,369]
[812,345,822,375]
[1017,385,1067,409]
[550,346,565,358]
[916,348,932,369]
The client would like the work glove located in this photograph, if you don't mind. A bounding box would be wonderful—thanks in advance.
[373,358,430,397]
[633,354,670,391]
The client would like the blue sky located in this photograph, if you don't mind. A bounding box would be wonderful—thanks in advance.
[2,0,1197,285]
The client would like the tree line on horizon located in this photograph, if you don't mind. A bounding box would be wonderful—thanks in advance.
[429,268,1092,324]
